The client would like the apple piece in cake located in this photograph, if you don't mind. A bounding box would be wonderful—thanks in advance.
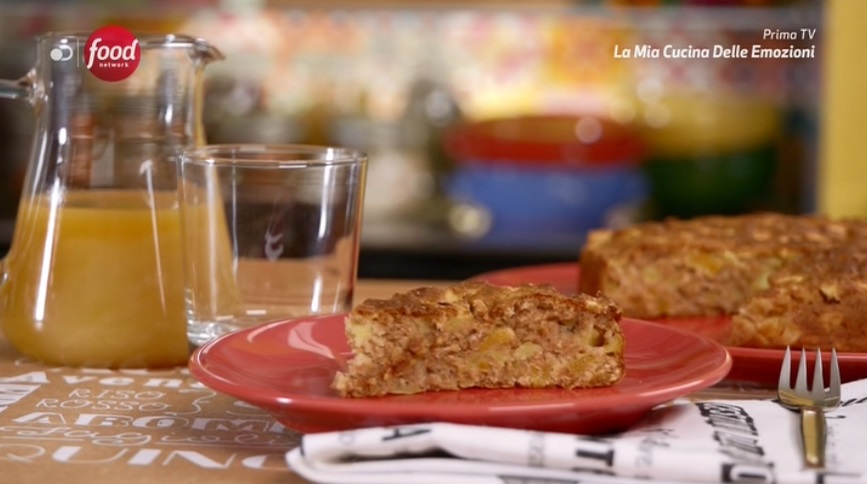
[332,281,625,398]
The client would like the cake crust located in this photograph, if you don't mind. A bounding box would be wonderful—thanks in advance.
[333,281,625,398]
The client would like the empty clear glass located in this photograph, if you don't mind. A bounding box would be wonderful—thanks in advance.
[178,144,368,346]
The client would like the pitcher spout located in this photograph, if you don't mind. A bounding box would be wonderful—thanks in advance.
[143,33,224,65]
[192,37,224,64]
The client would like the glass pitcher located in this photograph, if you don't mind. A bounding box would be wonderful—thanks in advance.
[0,32,222,368]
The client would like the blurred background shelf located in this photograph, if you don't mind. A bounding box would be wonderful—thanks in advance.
[0,0,832,279]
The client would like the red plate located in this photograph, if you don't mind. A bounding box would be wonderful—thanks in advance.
[472,262,867,384]
[189,314,730,435]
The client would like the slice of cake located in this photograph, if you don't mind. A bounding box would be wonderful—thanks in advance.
[579,213,864,319]
[727,245,867,352]
[332,281,625,398]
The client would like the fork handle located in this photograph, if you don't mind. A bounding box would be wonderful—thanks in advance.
[800,407,827,468]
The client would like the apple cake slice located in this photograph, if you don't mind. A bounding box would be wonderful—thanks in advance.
[332,281,625,398]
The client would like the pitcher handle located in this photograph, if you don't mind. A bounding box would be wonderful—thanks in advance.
[0,71,36,102]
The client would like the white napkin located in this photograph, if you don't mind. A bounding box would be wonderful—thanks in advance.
[286,378,867,484]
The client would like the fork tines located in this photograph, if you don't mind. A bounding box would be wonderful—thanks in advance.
[779,346,841,399]
[777,346,841,469]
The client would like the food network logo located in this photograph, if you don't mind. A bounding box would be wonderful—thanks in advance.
[50,25,141,82]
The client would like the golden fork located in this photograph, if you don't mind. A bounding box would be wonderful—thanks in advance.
[777,347,841,468]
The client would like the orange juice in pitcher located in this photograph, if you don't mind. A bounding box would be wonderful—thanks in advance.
[1,191,188,367]
[0,31,223,367]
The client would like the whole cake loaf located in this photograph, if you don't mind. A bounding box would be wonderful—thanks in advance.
[333,281,625,398]
[580,213,866,318]
[580,212,867,351]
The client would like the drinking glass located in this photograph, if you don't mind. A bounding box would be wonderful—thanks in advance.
[178,144,367,346]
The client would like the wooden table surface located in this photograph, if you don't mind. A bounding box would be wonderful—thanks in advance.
[0,278,775,484]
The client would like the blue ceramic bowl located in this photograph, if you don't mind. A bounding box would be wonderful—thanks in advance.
[447,164,648,236]
[444,115,648,241]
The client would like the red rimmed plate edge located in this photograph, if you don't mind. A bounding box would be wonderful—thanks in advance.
[188,316,731,419]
